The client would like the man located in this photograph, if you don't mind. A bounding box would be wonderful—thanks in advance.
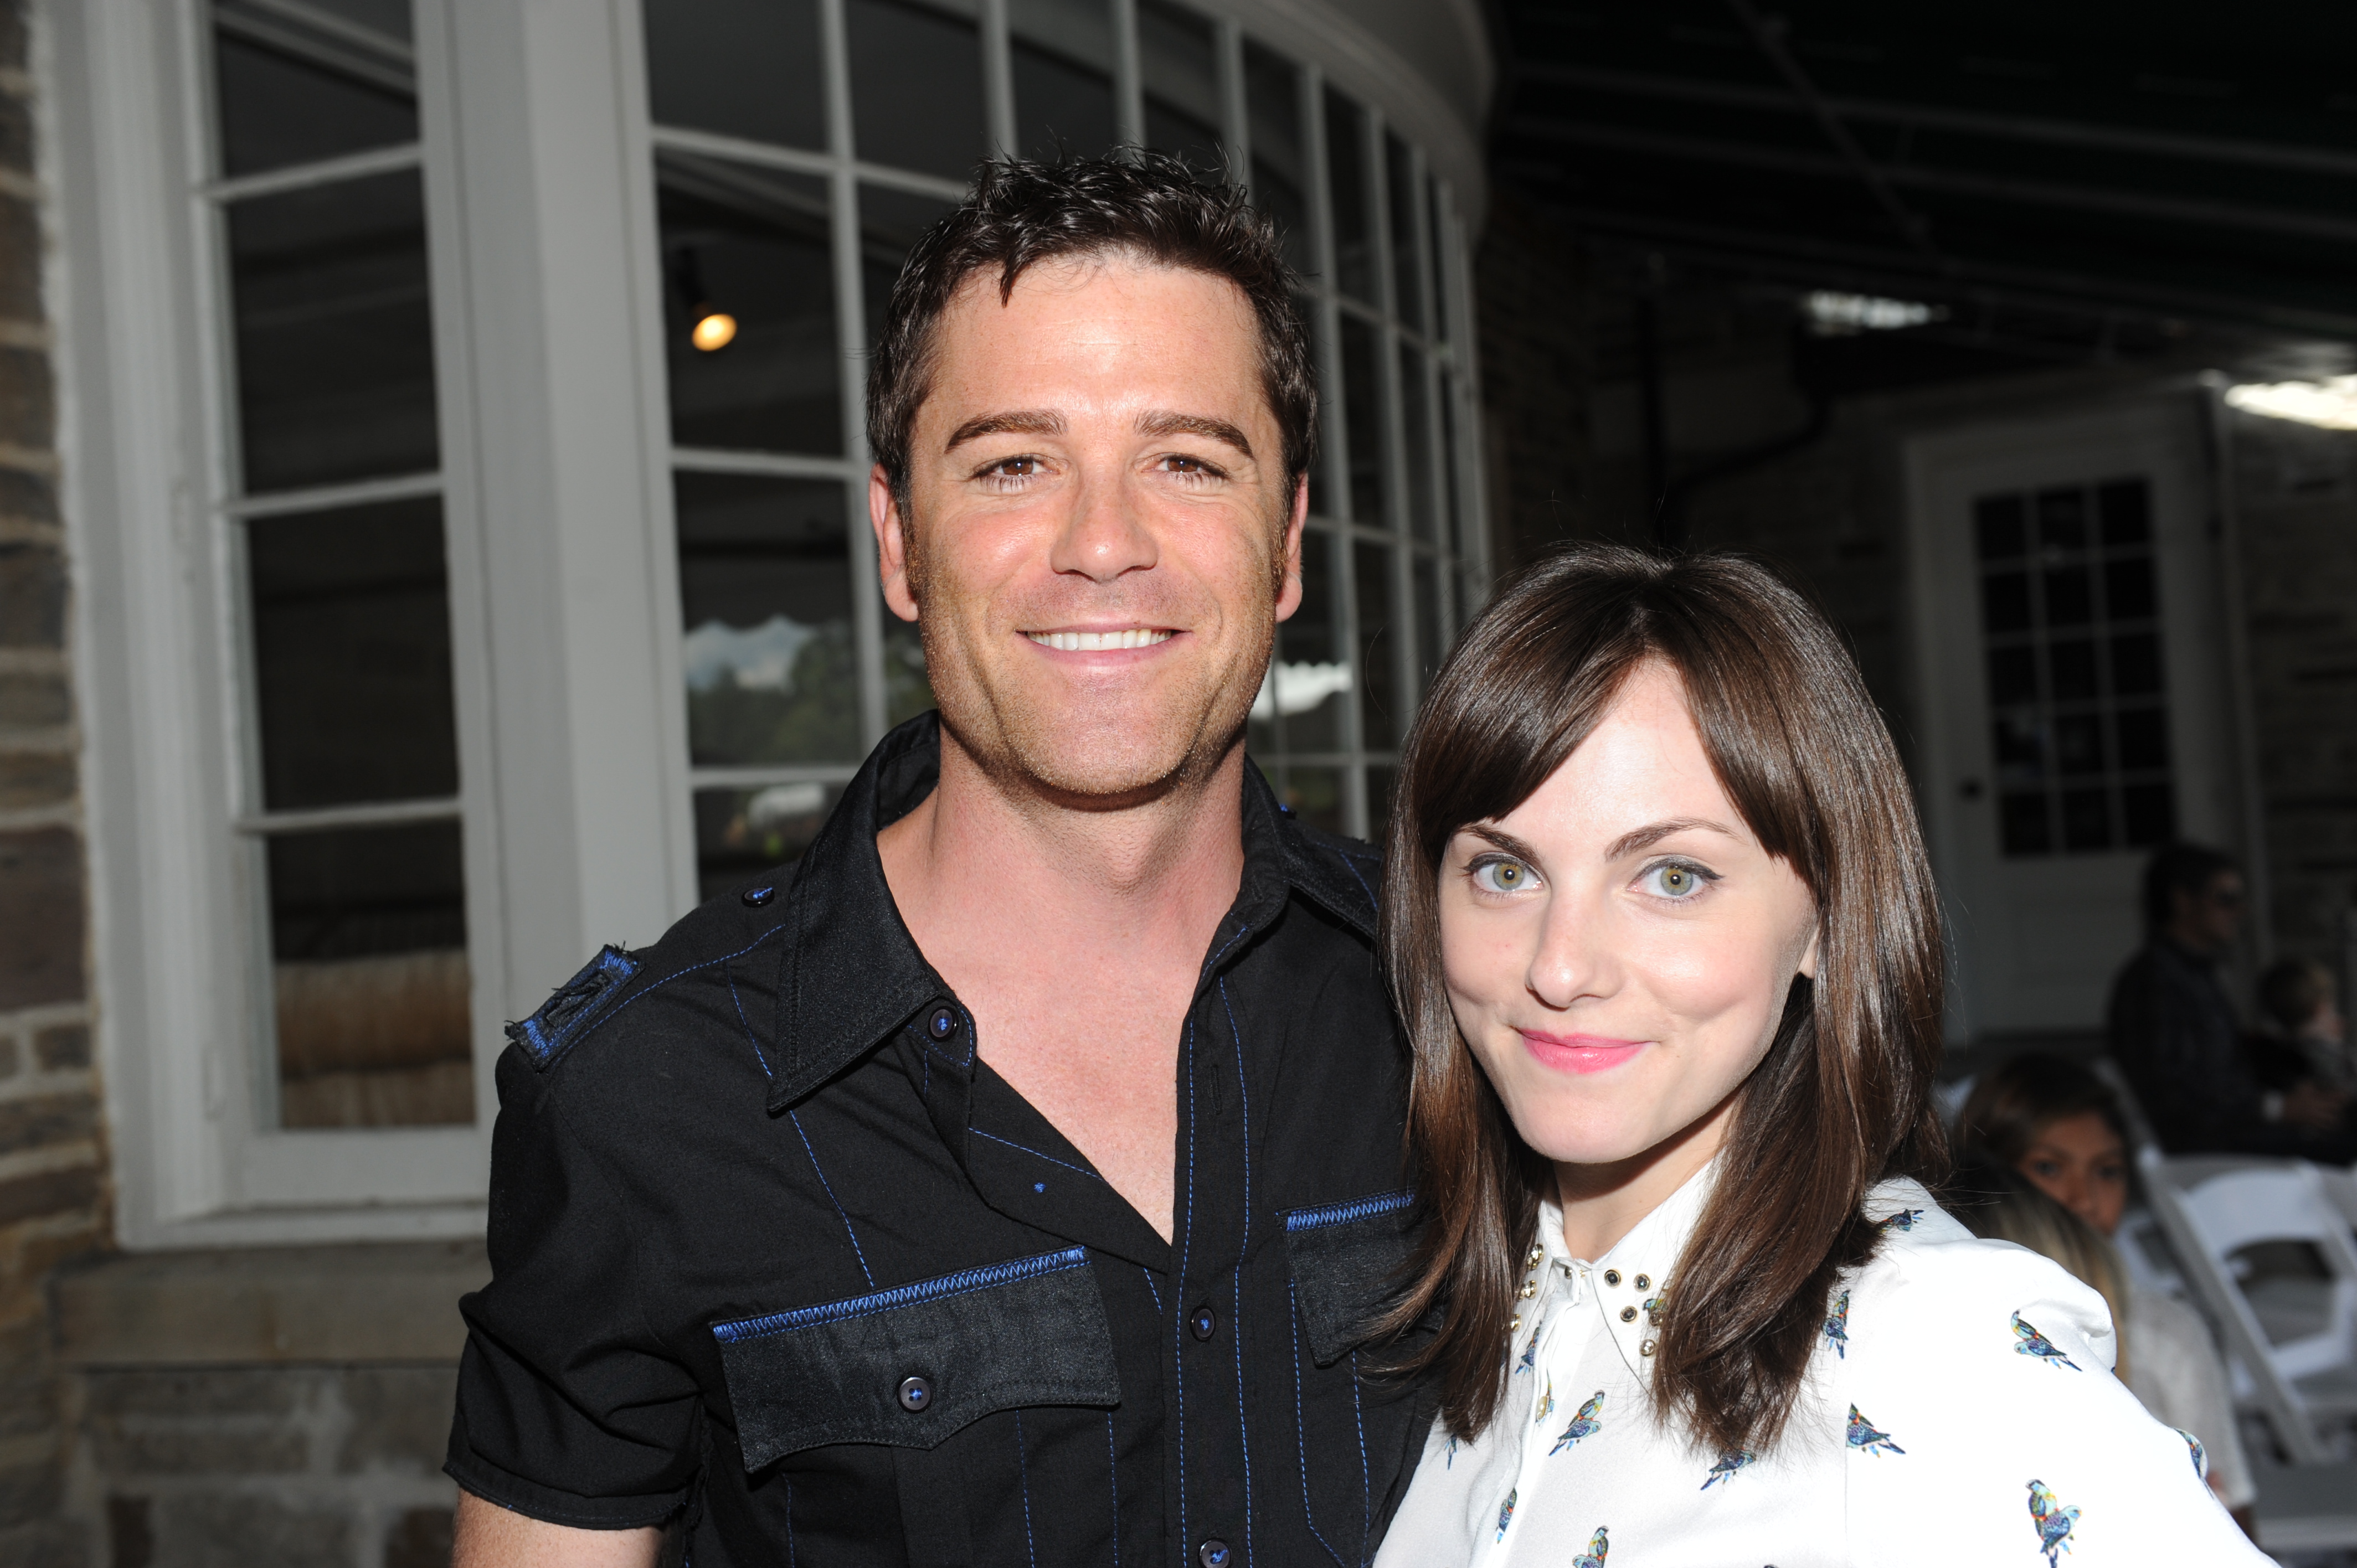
[2108,842,2354,1159]
[446,156,1428,1566]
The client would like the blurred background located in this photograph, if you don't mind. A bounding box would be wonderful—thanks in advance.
[2,0,2353,1561]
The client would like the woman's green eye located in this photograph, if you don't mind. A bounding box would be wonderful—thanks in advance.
[1474,857,1533,893]
[1645,863,1708,898]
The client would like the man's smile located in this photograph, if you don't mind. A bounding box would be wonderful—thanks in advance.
[1021,627,1177,652]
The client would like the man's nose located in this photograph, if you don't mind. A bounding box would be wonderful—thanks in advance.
[1047,469,1157,582]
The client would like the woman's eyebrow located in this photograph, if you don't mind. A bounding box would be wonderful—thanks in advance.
[1602,816,1740,860]
[1464,824,1543,863]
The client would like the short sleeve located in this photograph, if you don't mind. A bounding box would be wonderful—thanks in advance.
[1840,1234,2267,1567]
[444,1048,704,1528]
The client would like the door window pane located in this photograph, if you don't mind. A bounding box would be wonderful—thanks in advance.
[266,819,470,1128]
[1323,87,1372,303]
[677,473,860,766]
[861,184,959,354]
[227,171,437,492]
[1339,313,1385,524]
[1244,44,1310,274]
[1414,553,1442,690]
[1354,540,1397,749]
[1268,527,1345,751]
[1139,1,1221,175]
[847,0,987,179]
[1012,0,1118,159]
[658,155,840,453]
[1274,764,1342,833]
[1424,173,1449,342]
[1385,131,1422,332]
[645,0,825,150]
[1401,342,1434,541]
[213,0,416,178]
[246,498,458,811]
[694,782,845,903]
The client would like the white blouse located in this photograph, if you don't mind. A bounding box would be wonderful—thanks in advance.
[2124,1281,2255,1509]
[1374,1164,2268,1568]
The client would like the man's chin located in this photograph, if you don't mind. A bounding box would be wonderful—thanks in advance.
[948,700,1249,808]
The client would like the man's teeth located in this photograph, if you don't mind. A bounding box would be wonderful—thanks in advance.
[1025,629,1174,651]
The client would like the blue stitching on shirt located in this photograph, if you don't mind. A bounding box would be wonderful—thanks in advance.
[1016,1409,1039,1568]
[1289,1281,1349,1568]
[722,958,774,1080]
[783,1476,796,1568]
[1330,847,1376,907]
[711,1246,1087,1342]
[510,946,642,1066]
[1350,1350,1371,1562]
[1284,1190,1416,1232]
[1222,976,1255,1567]
[972,1126,1108,1181]
[1141,1268,1163,1315]
[547,928,789,1065]
[788,1112,876,1291]
[1104,1410,1121,1568]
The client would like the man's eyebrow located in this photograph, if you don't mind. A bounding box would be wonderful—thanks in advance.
[1603,817,1740,860]
[944,409,1066,452]
[1135,410,1254,457]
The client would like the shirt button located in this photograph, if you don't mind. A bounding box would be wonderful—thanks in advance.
[1602,1269,1620,1286]
[1198,1539,1233,1567]
[928,1007,958,1040]
[897,1375,932,1412]
[1189,1304,1217,1341]
[740,885,775,907]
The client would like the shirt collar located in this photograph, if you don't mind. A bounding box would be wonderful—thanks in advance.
[1535,1158,1721,1359]
[765,711,1377,1113]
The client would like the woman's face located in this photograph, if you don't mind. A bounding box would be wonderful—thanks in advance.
[2016,1111,2130,1237]
[1437,660,1820,1171]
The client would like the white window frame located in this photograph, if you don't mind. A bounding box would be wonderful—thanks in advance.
[49,0,1484,1247]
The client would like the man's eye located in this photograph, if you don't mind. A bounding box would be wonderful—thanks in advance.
[1638,861,1712,898]
[987,457,1039,479]
[1470,856,1537,894]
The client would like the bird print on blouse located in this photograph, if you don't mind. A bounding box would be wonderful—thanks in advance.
[1494,1488,1516,1542]
[1515,1327,1540,1376]
[1877,1209,1923,1233]
[1550,1391,1607,1455]
[1534,1376,1557,1425]
[2011,1312,2082,1370]
[1822,1288,1851,1359]
[1444,1435,1459,1469]
[2027,1479,2080,1565]
[1701,1450,1756,1490]
[2178,1429,2207,1480]
[1846,1404,1905,1457]
[1571,1525,1610,1567]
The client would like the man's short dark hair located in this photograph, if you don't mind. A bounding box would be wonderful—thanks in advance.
[866,152,1316,508]
[2140,841,2240,930]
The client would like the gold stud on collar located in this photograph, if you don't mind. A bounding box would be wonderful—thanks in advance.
[1602,1268,1620,1286]
[1640,1339,1657,1356]
[1633,1273,1651,1291]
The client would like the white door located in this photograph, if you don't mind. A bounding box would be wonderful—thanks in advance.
[1903,397,2246,1042]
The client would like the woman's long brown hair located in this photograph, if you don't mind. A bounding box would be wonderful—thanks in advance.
[1377,546,1948,1456]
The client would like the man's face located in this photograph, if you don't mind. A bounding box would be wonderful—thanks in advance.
[873,256,1305,803]
[2169,870,2246,958]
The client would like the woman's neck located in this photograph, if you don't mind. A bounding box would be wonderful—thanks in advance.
[1552,1090,1741,1260]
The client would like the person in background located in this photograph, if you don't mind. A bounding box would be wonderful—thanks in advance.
[2108,844,2356,1160]
[1958,1053,2255,1527]
[2256,957,2355,1095]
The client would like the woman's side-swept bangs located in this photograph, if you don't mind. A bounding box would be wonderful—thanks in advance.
[1377,545,1947,1455]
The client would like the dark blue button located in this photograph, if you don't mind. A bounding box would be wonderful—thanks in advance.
[741,885,775,907]
[897,1375,932,1412]
[928,1007,958,1040]
[1189,1304,1216,1342]
[1198,1539,1232,1568]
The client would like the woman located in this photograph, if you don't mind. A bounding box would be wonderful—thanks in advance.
[1371,548,2259,1566]
[1958,1053,2256,1522]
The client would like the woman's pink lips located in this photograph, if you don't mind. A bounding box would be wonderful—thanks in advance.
[1517,1030,1650,1075]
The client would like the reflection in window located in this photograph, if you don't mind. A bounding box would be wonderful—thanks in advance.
[645,0,825,152]
[1324,86,1372,302]
[1339,314,1385,523]
[1354,540,1397,749]
[1244,44,1310,274]
[1386,131,1423,332]
[1140,1,1222,176]
[676,473,860,767]
[847,0,988,180]
[694,782,845,902]
[861,185,959,353]
[213,0,416,178]
[658,156,840,454]
[1011,0,1118,159]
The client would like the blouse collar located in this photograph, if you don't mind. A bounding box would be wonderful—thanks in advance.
[1535,1156,1722,1365]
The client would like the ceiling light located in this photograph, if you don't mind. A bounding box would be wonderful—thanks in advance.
[691,310,738,352]
[2224,374,2357,431]
[1803,291,1938,334]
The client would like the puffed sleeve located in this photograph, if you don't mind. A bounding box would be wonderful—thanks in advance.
[1839,1227,2267,1567]
[443,1046,704,1528]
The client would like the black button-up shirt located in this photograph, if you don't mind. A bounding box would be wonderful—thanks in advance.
[446,715,1432,1566]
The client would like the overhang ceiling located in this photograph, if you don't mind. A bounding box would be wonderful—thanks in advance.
[1494,2,2357,341]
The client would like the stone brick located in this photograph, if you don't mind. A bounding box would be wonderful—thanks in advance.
[0,345,52,451]
[0,1312,55,1438]
[0,829,83,1008]
[0,1092,95,1156]
[33,1023,87,1071]
[383,1507,452,1568]
[0,672,68,727]
[90,1420,310,1478]
[0,461,56,525]
[0,1162,97,1228]
[84,1367,309,1422]
[0,752,73,810]
[149,1493,352,1568]
[0,1515,93,1568]
[0,543,65,647]
[0,195,34,331]
[107,1495,153,1568]
[337,1366,454,1473]
[0,88,27,177]
[0,0,23,75]
[0,1036,15,1077]
[0,1450,61,1529]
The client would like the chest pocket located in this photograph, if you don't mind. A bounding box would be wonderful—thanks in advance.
[1285,1190,1419,1366]
[712,1246,1121,1470]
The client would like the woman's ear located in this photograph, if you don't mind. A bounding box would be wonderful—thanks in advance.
[1797,917,1821,981]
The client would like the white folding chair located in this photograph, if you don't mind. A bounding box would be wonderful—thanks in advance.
[2152,1155,2357,1466]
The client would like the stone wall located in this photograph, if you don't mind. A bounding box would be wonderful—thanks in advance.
[1,0,108,1558]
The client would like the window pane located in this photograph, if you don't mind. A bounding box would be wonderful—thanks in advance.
[1385,131,1422,331]
[1438,368,1463,555]
[658,154,840,454]
[1339,313,1385,524]
[848,0,987,180]
[1414,553,1442,690]
[1274,527,1345,751]
[1401,342,1435,543]
[1366,764,1396,838]
[694,782,845,903]
[1323,87,1372,302]
[861,184,960,354]
[213,0,416,178]
[1012,0,1118,159]
[1425,173,1449,342]
[644,0,825,150]
[677,473,860,765]
[1275,764,1342,834]
[1244,44,1310,274]
[266,819,471,1129]
[227,171,437,493]
[246,498,457,811]
[885,612,936,729]
[1354,539,1397,749]
[1139,0,1221,176]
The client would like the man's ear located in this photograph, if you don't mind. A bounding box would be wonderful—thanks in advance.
[1274,472,1309,623]
[872,463,920,623]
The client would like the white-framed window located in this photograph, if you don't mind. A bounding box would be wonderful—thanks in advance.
[56,0,1485,1246]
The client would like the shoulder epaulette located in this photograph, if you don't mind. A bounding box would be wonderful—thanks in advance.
[506,945,642,1070]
